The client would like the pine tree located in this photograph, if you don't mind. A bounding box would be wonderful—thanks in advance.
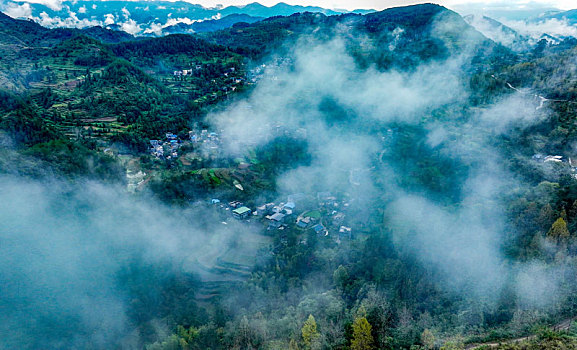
[351,316,374,350]
[301,314,320,350]
[548,217,570,240]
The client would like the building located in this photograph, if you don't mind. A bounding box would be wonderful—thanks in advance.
[229,201,243,209]
[296,216,313,229]
[283,202,296,211]
[232,206,251,220]
[544,155,563,163]
[312,224,328,236]
[267,212,286,229]
[256,203,274,217]
[339,226,352,239]
[288,193,307,204]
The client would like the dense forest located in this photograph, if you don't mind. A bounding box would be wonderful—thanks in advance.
[4,3,577,350]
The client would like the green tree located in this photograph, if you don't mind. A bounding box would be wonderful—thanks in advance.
[548,217,570,240]
[289,338,300,350]
[302,314,320,350]
[351,316,374,350]
[421,329,435,350]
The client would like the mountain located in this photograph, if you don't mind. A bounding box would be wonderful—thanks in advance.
[218,2,340,17]
[537,8,577,25]
[463,14,531,51]
[8,3,577,350]
[0,3,503,143]
[0,12,132,90]
[79,26,135,43]
[163,14,264,35]
[451,3,561,21]
[202,4,499,68]
[1,0,375,36]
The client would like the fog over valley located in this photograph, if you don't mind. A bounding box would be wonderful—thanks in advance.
[3,1,577,349]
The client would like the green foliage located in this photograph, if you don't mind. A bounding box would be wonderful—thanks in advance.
[351,317,375,350]
[112,34,231,60]
[23,139,124,181]
[548,217,570,240]
[302,315,320,349]
[1,100,61,146]
[7,4,577,350]
[421,329,435,350]
[52,35,115,67]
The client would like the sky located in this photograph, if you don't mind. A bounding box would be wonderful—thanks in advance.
[180,0,574,11]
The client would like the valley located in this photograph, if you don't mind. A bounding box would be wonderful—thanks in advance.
[3,2,577,349]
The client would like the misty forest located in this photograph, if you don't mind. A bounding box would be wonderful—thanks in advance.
[6,1,577,349]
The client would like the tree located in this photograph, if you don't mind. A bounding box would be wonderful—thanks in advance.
[302,314,320,350]
[548,217,570,241]
[539,203,555,229]
[421,329,435,350]
[351,316,374,350]
[235,316,254,349]
[289,338,300,350]
[333,265,349,292]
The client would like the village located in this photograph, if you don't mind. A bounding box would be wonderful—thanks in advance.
[148,127,223,161]
[209,191,354,245]
[171,63,247,100]
[532,153,577,179]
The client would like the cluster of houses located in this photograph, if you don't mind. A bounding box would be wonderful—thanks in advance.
[533,154,567,163]
[211,192,354,242]
[189,129,222,157]
[173,64,204,77]
[172,66,245,91]
[532,154,577,179]
[247,58,293,84]
[173,69,194,76]
[189,129,220,145]
[146,127,226,161]
[150,133,180,159]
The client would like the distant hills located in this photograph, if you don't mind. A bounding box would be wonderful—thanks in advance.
[0,2,507,143]
[0,0,375,36]
[200,4,495,61]
[533,9,577,24]
[463,15,532,52]
[163,14,265,35]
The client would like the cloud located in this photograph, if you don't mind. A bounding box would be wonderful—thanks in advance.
[0,175,261,348]
[465,14,529,50]
[2,2,32,18]
[12,0,62,11]
[142,13,225,36]
[104,13,115,25]
[35,9,101,29]
[121,6,130,19]
[502,17,577,40]
[120,18,141,35]
[144,22,164,36]
[208,25,557,309]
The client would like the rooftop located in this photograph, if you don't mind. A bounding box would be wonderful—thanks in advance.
[233,206,251,215]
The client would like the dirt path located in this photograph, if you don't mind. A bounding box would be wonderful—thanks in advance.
[466,317,576,349]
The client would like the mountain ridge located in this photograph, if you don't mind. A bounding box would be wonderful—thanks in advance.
[1,0,376,36]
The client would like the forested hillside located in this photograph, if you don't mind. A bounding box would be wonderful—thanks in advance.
[3,3,577,350]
